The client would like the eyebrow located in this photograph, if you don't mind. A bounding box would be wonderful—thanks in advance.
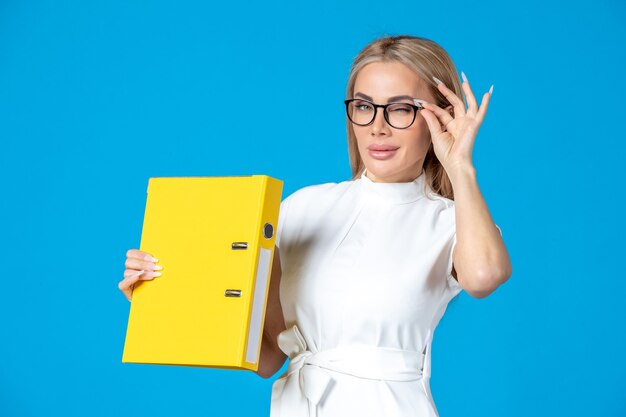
[354,92,414,103]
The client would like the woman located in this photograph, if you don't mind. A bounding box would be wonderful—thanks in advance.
[120,35,512,416]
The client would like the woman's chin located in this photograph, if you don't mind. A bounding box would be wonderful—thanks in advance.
[364,166,401,183]
[364,162,422,183]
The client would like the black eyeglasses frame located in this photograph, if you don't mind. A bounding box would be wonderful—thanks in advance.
[344,98,427,130]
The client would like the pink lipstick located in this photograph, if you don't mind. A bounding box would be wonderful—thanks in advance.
[368,144,399,160]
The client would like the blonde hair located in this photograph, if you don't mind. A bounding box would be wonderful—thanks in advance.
[345,35,465,200]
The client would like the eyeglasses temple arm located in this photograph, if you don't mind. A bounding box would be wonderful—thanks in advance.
[413,98,427,107]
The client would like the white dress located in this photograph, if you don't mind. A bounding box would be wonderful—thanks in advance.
[269,169,499,417]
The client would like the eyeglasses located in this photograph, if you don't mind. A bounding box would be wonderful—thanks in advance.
[344,98,426,129]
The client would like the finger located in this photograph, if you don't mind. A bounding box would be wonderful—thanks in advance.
[126,249,159,263]
[125,257,162,272]
[421,102,454,128]
[420,108,446,137]
[433,77,466,117]
[119,270,144,301]
[118,269,162,301]
[461,72,478,114]
[120,286,132,302]
[124,269,162,280]
[476,90,491,125]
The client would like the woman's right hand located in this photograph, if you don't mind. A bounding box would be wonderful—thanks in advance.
[119,249,163,302]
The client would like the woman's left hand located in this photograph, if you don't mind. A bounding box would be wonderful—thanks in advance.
[419,73,492,172]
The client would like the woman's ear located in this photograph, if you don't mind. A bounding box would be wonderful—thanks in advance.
[444,105,454,117]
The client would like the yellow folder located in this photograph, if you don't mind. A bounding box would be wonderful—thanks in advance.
[122,174,283,371]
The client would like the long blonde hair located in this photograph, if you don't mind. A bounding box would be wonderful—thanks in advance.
[345,35,465,200]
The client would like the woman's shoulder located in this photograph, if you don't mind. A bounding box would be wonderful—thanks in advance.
[422,190,456,228]
[424,191,455,210]
[277,178,355,247]
[282,177,356,206]
[416,179,454,209]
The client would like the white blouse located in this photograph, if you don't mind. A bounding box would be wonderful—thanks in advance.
[270,168,498,417]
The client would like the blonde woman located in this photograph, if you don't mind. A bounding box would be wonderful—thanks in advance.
[120,34,512,416]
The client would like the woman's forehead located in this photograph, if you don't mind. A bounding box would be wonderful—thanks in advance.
[354,61,431,101]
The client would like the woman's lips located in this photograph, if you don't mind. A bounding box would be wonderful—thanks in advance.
[368,145,399,160]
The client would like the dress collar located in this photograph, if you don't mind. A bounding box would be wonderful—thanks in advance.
[358,168,427,204]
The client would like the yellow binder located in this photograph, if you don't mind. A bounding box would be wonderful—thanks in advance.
[122,175,283,371]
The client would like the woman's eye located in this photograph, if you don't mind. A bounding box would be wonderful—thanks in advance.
[389,105,412,113]
[354,102,373,111]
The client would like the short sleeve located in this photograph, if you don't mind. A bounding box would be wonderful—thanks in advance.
[275,194,293,251]
[446,232,462,294]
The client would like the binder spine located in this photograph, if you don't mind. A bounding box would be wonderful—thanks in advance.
[242,176,281,368]
[245,246,272,364]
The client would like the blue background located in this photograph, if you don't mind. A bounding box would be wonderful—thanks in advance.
[1,0,625,416]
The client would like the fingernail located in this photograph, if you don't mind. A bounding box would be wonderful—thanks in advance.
[153,265,163,270]
[153,272,162,277]
[433,76,443,86]
[149,256,158,262]
[489,84,494,94]
[461,71,468,83]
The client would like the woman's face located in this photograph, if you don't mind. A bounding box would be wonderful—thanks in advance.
[352,61,439,183]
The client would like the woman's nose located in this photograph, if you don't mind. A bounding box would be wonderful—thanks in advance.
[370,109,390,135]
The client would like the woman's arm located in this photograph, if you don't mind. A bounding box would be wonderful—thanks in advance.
[419,74,512,298]
[448,164,512,298]
[255,248,288,378]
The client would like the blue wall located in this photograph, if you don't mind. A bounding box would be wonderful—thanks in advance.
[1,0,625,416]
